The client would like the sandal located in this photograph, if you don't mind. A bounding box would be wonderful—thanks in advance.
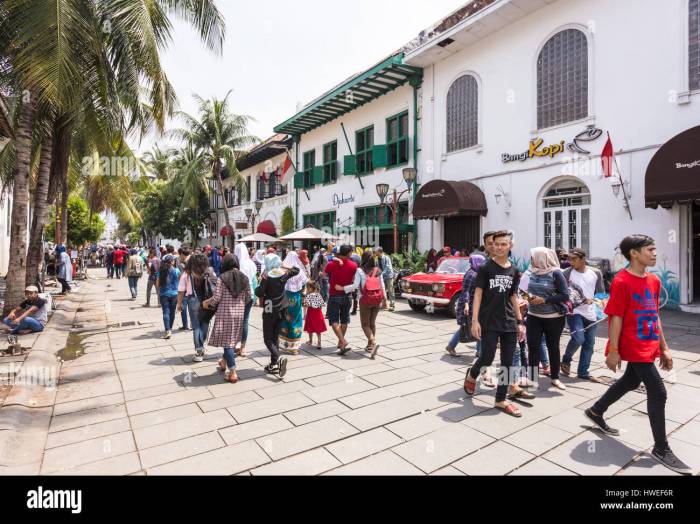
[463,369,476,396]
[217,359,227,372]
[508,389,536,400]
[496,403,522,418]
[225,370,239,383]
[370,344,380,360]
[338,341,352,356]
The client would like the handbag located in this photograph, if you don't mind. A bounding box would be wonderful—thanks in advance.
[459,324,474,344]
[198,275,217,323]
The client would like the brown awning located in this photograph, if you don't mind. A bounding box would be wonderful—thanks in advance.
[646,125,700,209]
[413,179,487,220]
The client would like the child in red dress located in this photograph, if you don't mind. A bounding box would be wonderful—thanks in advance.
[303,281,327,349]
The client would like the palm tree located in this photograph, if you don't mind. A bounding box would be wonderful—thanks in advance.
[171,92,258,247]
[0,0,226,315]
[142,144,176,181]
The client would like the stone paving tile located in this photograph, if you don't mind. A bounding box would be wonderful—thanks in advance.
[386,400,491,441]
[46,417,132,450]
[508,457,576,476]
[227,392,314,423]
[607,410,681,450]
[123,382,186,402]
[339,397,424,432]
[254,379,314,399]
[126,388,212,416]
[50,404,128,433]
[250,448,341,476]
[134,410,234,449]
[615,453,681,476]
[52,393,125,417]
[219,414,293,446]
[302,377,376,404]
[139,431,225,469]
[284,400,349,426]
[542,430,643,476]
[51,452,142,476]
[323,450,424,475]
[452,440,536,475]
[632,383,700,424]
[503,420,577,456]
[41,431,136,473]
[325,427,404,464]
[197,390,262,413]
[400,382,466,412]
[256,416,358,461]
[391,424,495,474]
[147,440,269,475]
[669,419,700,447]
[362,368,428,388]
[430,465,465,475]
[385,357,430,369]
[206,376,280,398]
[129,403,203,430]
[462,407,549,440]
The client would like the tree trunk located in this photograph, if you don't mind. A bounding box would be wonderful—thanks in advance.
[48,117,71,245]
[212,159,234,249]
[26,133,53,288]
[3,95,36,317]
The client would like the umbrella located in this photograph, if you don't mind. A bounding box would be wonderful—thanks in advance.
[237,233,280,243]
[280,227,338,241]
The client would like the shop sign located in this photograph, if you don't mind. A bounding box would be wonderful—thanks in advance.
[420,188,447,199]
[333,193,355,208]
[502,126,603,164]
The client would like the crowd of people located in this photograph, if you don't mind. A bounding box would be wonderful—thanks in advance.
[2,229,689,475]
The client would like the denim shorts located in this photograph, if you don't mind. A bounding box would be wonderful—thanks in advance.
[327,295,351,325]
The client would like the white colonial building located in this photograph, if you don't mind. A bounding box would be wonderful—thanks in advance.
[403,0,700,310]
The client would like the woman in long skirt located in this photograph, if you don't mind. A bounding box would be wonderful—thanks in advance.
[278,251,309,355]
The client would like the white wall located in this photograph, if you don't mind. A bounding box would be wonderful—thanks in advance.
[411,0,697,287]
[0,191,11,276]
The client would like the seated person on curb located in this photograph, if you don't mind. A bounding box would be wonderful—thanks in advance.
[2,286,49,335]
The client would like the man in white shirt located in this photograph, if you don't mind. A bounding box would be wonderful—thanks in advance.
[561,248,606,381]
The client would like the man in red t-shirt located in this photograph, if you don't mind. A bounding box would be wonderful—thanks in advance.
[584,235,690,475]
[113,247,126,279]
[324,244,357,355]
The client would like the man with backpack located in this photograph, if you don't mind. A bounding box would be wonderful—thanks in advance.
[561,248,606,382]
[339,251,386,359]
[374,247,395,312]
[126,249,144,300]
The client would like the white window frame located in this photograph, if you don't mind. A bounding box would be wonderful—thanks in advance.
[531,24,595,134]
[442,70,483,156]
[539,177,592,253]
[679,0,700,103]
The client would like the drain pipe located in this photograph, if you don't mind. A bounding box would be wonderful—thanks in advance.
[294,135,300,229]
[410,74,423,252]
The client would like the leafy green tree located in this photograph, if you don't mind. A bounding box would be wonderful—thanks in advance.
[46,195,105,246]
[281,206,295,236]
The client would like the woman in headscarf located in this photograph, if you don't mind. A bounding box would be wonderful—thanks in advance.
[255,253,300,378]
[299,249,311,276]
[278,251,309,355]
[426,249,440,273]
[525,247,570,392]
[203,254,251,384]
[253,249,266,275]
[446,254,486,357]
[55,245,73,294]
[234,243,259,357]
[207,245,222,277]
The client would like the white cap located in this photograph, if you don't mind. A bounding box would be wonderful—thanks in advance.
[25,285,39,293]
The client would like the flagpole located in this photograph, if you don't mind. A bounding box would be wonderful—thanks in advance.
[613,154,633,221]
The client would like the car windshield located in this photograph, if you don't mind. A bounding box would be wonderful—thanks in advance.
[436,258,469,274]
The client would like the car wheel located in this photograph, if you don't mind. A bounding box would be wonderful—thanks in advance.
[408,300,426,312]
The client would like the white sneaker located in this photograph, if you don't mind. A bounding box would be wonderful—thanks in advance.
[551,378,567,391]
[193,350,204,363]
[164,331,172,340]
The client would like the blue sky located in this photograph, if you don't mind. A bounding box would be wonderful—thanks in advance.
[134,0,467,154]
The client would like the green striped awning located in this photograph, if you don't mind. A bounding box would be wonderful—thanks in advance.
[274,53,422,137]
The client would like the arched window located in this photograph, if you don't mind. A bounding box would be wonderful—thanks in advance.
[691,0,700,91]
[542,179,591,253]
[446,74,478,153]
[537,29,588,129]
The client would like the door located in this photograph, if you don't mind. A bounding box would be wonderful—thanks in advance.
[694,203,700,301]
[444,216,480,252]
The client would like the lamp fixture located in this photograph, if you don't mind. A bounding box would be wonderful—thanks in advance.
[402,167,417,190]
[244,208,252,219]
[376,183,390,204]
[255,200,263,212]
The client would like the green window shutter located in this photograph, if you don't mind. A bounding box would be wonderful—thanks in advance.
[294,172,304,189]
[312,166,324,185]
[372,145,387,169]
[343,155,357,175]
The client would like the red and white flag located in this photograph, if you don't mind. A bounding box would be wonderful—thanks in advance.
[601,133,614,178]
[280,151,294,183]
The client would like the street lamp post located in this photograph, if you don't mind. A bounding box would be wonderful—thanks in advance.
[376,168,416,254]
[245,200,264,236]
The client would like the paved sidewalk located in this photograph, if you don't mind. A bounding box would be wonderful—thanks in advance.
[3,269,700,475]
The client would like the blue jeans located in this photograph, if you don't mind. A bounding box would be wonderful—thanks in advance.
[449,329,481,356]
[187,296,209,351]
[128,276,139,298]
[160,295,177,331]
[241,300,253,345]
[3,316,44,334]
[563,314,597,378]
[223,346,237,370]
[180,296,189,329]
[320,277,329,303]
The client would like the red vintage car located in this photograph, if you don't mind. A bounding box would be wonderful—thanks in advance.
[400,256,470,317]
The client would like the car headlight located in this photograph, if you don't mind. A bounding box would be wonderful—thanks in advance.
[432,284,445,292]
